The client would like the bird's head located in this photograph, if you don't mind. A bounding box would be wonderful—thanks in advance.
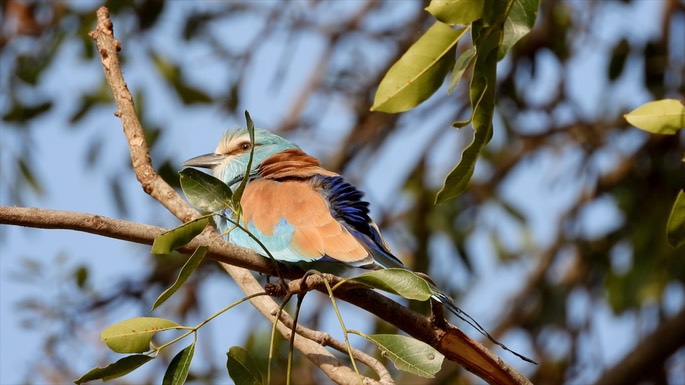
[183,128,299,188]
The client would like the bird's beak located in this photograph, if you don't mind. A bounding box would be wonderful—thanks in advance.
[182,153,227,169]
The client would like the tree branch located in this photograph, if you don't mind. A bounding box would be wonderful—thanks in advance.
[0,204,533,385]
[87,7,380,384]
[1,5,535,385]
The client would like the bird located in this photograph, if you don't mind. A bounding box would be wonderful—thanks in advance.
[183,128,397,265]
[182,126,468,308]
[183,127,536,364]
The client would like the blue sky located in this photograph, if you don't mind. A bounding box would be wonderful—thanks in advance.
[1,1,683,384]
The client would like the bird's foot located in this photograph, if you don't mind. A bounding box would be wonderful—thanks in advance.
[265,281,289,297]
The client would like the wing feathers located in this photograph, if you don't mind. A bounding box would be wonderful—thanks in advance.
[258,149,337,179]
[240,179,369,264]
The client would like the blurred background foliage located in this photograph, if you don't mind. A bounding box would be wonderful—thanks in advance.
[1,0,684,384]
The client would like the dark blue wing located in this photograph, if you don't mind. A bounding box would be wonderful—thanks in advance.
[314,175,404,269]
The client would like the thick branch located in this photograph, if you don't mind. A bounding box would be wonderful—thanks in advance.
[1,205,532,385]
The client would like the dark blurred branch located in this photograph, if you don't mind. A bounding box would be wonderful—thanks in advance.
[592,306,685,385]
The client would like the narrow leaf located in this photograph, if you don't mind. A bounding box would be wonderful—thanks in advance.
[437,77,491,203]
[426,0,483,25]
[180,168,233,212]
[163,342,196,385]
[151,217,209,254]
[624,99,685,135]
[667,190,685,248]
[74,355,154,384]
[448,46,477,94]
[172,78,213,105]
[101,317,180,354]
[452,117,473,128]
[499,0,540,59]
[437,7,502,203]
[371,22,466,113]
[361,334,444,378]
[348,268,433,301]
[227,346,263,385]
[232,111,256,206]
[152,246,208,311]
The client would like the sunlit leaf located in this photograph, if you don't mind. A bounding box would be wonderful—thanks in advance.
[151,217,209,254]
[163,342,195,385]
[74,355,154,384]
[499,0,540,58]
[624,99,685,135]
[348,268,433,301]
[360,334,444,378]
[152,246,208,311]
[425,0,483,25]
[101,317,180,354]
[371,22,466,113]
[667,190,685,248]
[180,168,233,212]
[227,346,263,385]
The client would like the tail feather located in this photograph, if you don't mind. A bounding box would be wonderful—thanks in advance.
[430,292,537,364]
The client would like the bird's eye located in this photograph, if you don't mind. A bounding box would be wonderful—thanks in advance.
[239,142,252,151]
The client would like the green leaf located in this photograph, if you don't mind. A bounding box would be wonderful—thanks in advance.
[425,0,483,25]
[348,268,433,301]
[152,246,208,311]
[499,0,540,59]
[153,53,211,105]
[232,111,256,207]
[179,168,233,212]
[151,217,209,254]
[371,22,466,113]
[448,46,477,94]
[667,190,685,248]
[608,38,630,81]
[2,101,53,123]
[101,317,180,354]
[163,342,196,385]
[436,76,491,202]
[18,158,43,194]
[436,2,503,203]
[74,265,89,288]
[361,334,444,378]
[624,99,685,135]
[172,79,213,105]
[227,346,263,385]
[74,355,154,384]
